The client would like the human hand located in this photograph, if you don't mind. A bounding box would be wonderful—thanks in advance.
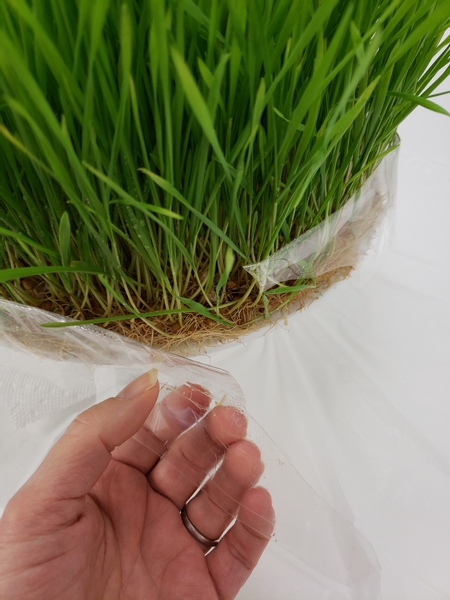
[0,370,274,600]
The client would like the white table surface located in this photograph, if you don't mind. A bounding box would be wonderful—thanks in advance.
[1,86,450,599]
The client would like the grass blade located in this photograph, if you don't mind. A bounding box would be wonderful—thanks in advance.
[387,91,450,116]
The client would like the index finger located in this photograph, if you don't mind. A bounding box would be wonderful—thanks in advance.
[112,382,211,473]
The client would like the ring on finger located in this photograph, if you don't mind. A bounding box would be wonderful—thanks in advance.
[180,503,221,549]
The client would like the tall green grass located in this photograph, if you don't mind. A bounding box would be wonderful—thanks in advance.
[1,0,449,332]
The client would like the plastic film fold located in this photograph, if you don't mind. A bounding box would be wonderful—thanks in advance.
[245,144,399,291]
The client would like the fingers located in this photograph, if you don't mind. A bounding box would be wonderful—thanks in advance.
[184,440,264,543]
[11,370,159,522]
[207,487,275,600]
[150,405,267,560]
[112,383,211,473]
[148,405,247,508]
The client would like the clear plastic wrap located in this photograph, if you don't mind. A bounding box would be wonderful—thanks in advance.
[0,298,380,595]
[245,145,399,291]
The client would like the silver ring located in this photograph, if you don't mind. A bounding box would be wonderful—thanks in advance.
[181,504,220,548]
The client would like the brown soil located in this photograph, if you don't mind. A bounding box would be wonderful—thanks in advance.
[105,266,353,354]
[0,265,352,355]
[1,176,389,355]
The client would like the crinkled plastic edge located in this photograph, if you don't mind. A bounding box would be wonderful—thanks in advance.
[245,141,400,291]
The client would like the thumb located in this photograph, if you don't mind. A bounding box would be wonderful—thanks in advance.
[13,369,159,516]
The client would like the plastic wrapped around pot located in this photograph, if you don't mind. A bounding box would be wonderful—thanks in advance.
[0,298,380,597]
[245,144,399,292]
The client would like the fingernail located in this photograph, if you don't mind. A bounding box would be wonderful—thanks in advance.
[117,369,158,400]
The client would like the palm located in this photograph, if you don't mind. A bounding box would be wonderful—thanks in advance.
[77,461,220,600]
[0,378,274,600]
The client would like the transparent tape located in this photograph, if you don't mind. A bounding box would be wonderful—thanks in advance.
[245,144,399,291]
[0,299,380,593]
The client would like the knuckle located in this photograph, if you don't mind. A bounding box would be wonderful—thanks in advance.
[226,538,254,572]
[68,406,101,436]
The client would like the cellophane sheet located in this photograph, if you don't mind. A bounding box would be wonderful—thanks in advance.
[0,298,380,598]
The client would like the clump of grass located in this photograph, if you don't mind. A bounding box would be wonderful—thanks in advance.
[1,0,449,341]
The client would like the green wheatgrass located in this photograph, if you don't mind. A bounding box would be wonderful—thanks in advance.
[0,0,449,336]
